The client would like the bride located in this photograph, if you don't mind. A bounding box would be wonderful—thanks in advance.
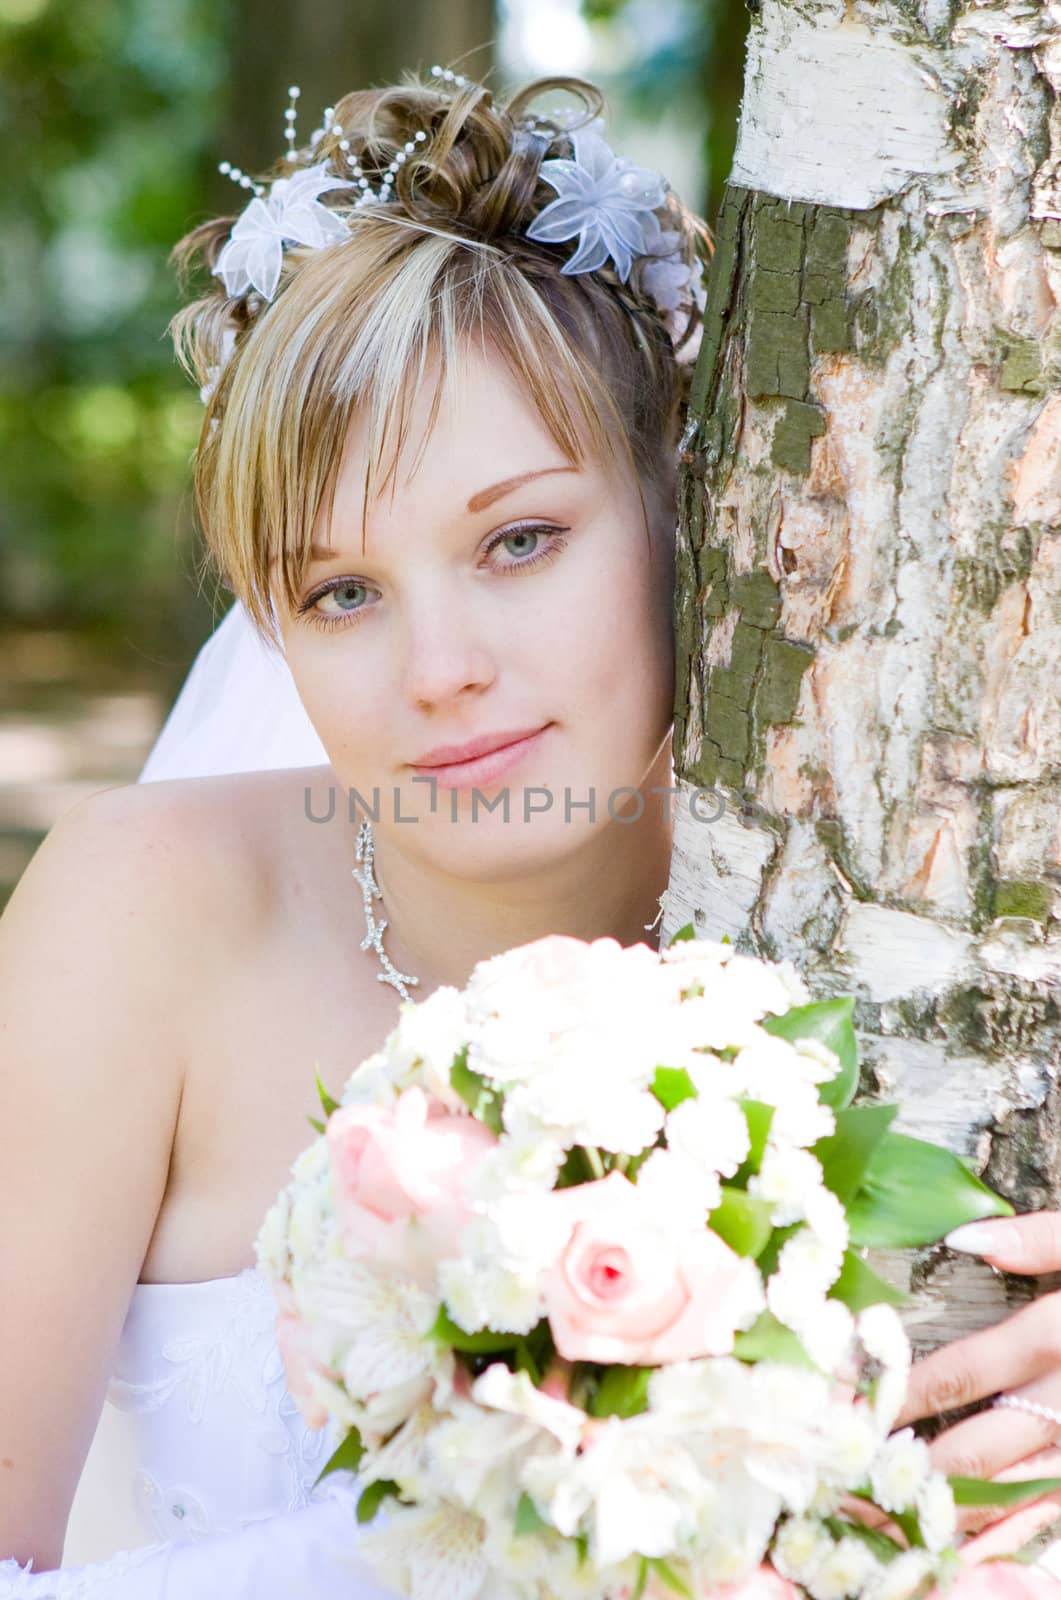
[0,68,695,1596]
[4,62,1059,1600]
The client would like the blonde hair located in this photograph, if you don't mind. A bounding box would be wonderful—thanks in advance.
[170,73,711,649]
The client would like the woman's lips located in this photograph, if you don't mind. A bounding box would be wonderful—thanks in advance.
[410,725,551,790]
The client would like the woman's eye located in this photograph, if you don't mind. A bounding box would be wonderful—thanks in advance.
[298,580,374,633]
[485,523,569,570]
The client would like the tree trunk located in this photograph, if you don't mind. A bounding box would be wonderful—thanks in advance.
[219,0,495,183]
[664,0,1061,1352]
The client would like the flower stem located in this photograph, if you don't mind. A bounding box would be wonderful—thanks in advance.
[582,1145,605,1181]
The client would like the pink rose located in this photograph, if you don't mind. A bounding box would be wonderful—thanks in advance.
[326,1086,497,1279]
[710,1571,799,1600]
[542,1169,763,1365]
[939,1570,1061,1600]
[273,1283,332,1431]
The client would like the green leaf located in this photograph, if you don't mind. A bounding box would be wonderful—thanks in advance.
[708,1187,775,1259]
[762,997,859,1110]
[589,1365,652,1419]
[449,1050,504,1136]
[515,1491,549,1536]
[824,1516,906,1561]
[357,1479,400,1523]
[315,1065,340,1118]
[315,1426,365,1484]
[732,1311,816,1368]
[631,1558,650,1600]
[647,1558,694,1599]
[849,1493,924,1550]
[815,1104,898,1206]
[848,1133,1015,1249]
[307,1115,326,1136]
[732,1099,774,1185]
[949,1476,1061,1507]
[430,1303,521,1354]
[755,1222,800,1280]
[652,1065,698,1111]
[668,922,696,946]
[829,1250,910,1312]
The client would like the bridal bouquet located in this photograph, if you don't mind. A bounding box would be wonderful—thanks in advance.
[256,929,1055,1600]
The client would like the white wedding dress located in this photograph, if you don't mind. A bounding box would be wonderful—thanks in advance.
[0,604,392,1598]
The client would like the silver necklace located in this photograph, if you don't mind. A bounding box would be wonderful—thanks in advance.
[353,816,668,1002]
[352,817,420,1002]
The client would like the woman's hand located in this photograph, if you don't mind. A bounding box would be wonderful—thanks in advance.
[896,1213,1061,1536]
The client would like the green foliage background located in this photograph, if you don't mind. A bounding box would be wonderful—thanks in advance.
[0,0,233,692]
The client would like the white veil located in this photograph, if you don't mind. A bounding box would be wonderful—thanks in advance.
[138,599,328,782]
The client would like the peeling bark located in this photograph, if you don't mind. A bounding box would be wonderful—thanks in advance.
[666,0,1061,1351]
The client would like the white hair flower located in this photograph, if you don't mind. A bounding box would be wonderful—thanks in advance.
[526,120,667,282]
[214,163,351,301]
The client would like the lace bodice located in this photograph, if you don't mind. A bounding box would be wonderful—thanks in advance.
[105,1266,333,1543]
[0,1268,376,1598]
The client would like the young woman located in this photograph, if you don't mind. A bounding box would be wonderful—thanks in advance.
[3,63,1058,1600]
[0,70,704,1595]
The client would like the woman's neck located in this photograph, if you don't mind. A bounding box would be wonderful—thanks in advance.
[363,737,675,997]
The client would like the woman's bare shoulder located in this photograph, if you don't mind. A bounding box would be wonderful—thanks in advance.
[23,763,337,935]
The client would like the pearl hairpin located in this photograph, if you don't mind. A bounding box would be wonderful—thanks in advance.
[283,85,300,153]
[217,160,265,198]
[430,64,473,90]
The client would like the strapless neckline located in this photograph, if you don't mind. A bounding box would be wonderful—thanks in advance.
[133,1265,261,1293]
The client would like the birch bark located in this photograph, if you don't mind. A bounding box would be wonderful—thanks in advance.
[664,0,1061,1349]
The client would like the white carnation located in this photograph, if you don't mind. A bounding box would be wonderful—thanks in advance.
[341,1047,400,1106]
[635,1146,722,1217]
[772,1517,835,1585]
[792,1035,842,1082]
[771,1094,836,1149]
[817,1406,881,1486]
[869,1428,931,1513]
[916,1473,957,1553]
[665,1094,750,1179]
[874,1367,911,1433]
[804,1187,850,1256]
[805,1534,881,1600]
[798,1299,855,1374]
[385,985,470,1106]
[749,1145,825,1227]
[255,1190,291,1280]
[863,1549,936,1600]
[438,1213,549,1335]
[470,1124,566,1202]
[504,1073,664,1156]
[438,1253,544,1337]
[858,1304,911,1373]
[770,1226,845,1305]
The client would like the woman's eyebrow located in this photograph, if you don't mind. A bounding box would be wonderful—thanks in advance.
[308,464,578,562]
[466,464,577,513]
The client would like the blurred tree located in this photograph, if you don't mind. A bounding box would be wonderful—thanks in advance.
[0,0,229,690]
[578,0,748,224]
[222,0,495,174]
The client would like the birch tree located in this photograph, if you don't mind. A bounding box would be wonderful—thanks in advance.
[662,0,1061,1349]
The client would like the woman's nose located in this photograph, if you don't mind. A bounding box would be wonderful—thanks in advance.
[399,588,498,711]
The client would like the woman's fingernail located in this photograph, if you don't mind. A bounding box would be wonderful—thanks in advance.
[944,1221,1021,1256]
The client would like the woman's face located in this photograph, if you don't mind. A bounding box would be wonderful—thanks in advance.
[277,341,676,880]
